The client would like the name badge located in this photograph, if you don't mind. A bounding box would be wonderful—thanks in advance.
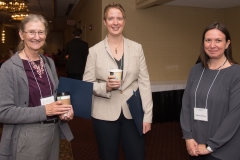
[40,96,54,105]
[194,108,208,121]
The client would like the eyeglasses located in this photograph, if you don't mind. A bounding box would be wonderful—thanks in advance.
[23,31,46,36]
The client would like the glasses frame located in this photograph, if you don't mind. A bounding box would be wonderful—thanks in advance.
[23,30,46,37]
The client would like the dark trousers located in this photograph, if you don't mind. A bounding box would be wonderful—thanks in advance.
[67,73,83,80]
[190,155,220,160]
[92,112,145,160]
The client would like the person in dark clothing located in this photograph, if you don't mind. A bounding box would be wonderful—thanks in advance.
[64,28,89,80]
[57,48,62,56]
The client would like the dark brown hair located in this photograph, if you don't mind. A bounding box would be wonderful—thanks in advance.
[73,28,82,37]
[199,22,237,68]
[103,2,126,21]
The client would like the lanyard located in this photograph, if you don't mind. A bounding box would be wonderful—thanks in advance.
[194,58,227,109]
[24,50,53,98]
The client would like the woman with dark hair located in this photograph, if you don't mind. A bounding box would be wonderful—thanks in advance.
[0,14,73,160]
[181,22,240,160]
[199,22,237,68]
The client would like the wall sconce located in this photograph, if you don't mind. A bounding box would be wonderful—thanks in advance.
[89,25,92,31]
[2,30,5,43]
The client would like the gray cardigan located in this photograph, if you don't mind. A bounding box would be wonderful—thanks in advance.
[0,54,73,160]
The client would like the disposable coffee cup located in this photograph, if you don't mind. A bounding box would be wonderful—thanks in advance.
[110,69,122,80]
[57,92,71,117]
[57,92,71,104]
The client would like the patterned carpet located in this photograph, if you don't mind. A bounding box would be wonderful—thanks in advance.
[68,117,189,160]
[59,139,74,160]
[0,118,189,160]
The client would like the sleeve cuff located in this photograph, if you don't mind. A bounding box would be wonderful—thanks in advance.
[106,92,111,98]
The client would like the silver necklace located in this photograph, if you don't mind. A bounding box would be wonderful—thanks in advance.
[110,40,122,54]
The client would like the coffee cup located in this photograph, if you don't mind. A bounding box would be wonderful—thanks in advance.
[57,92,71,105]
[57,92,71,117]
[109,69,122,80]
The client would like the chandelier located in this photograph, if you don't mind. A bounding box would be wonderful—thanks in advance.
[11,10,28,21]
[0,1,7,10]
[0,0,29,20]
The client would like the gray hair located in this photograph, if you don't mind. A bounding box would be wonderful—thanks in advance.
[18,14,48,51]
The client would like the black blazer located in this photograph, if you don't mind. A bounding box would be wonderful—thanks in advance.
[65,38,89,74]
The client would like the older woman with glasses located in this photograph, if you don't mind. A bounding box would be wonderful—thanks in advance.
[83,2,153,160]
[0,14,73,160]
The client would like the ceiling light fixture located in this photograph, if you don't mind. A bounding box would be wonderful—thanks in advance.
[7,0,27,13]
[0,0,7,10]
[2,30,5,43]
[0,0,26,12]
[11,10,28,21]
[0,0,29,21]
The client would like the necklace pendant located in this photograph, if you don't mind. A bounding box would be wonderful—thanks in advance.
[115,49,117,54]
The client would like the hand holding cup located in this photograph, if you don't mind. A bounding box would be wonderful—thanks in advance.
[57,92,74,121]
[106,69,122,92]
[45,100,71,116]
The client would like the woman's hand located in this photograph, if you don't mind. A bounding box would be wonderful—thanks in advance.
[59,105,74,121]
[143,122,151,134]
[106,75,121,92]
[196,144,211,155]
[186,139,199,156]
[45,101,71,116]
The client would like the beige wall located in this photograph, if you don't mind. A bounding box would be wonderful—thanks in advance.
[225,6,240,62]
[64,0,102,48]
[70,0,240,81]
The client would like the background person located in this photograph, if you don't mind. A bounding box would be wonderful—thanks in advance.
[9,47,15,57]
[83,3,153,160]
[181,22,240,160]
[64,28,89,80]
[0,14,73,160]
[0,47,15,68]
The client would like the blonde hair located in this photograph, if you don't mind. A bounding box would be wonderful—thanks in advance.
[103,2,126,21]
[17,14,48,51]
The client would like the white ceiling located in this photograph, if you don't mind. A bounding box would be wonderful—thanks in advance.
[165,0,240,9]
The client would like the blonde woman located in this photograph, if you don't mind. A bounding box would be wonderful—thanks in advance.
[83,3,152,160]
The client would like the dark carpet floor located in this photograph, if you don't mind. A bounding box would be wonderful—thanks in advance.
[0,120,189,160]
[68,117,189,160]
